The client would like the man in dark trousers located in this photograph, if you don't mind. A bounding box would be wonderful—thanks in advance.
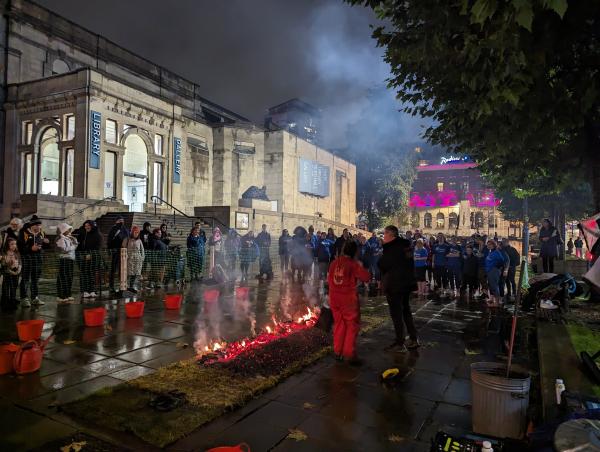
[107,216,129,293]
[255,224,273,279]
[334,228,350,258]
[378,225,419,351]
[501,238,521,300]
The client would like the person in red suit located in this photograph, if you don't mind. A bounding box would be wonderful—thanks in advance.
[327,240,371,365]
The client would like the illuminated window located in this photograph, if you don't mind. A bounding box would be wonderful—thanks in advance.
[106,119,117,144]
[104,152,116,198]
[65,115,75,140]
[22,153,33,194]
[475,212,484,229]
[40,128,60,195]
[411,212,420,228]
[154,134,163,156]
[424,213,432,228]
[64,148,74,197]
[449,212,458,229]
[153,162,163,199]
[462,182,469,192]
[436,213,445,229]
[22,121,33,145]
[437,182,444,192]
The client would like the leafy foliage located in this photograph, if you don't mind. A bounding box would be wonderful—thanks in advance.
[349,0,600,211]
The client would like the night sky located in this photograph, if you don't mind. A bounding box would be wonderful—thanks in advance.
[37,0,429,149]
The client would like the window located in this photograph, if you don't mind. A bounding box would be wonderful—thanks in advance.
[22,121,33,145]
[154,134,163,156]
[437,182,444,192]
[22,153,33,194]
[449,212,458,229]
[104,152,116,198]
[475,212,484,229]
[462,181,469,193]
[52,59,69,75]
[153,162,163,200]
[424,213,432,228]
[40,128,60,195]
[105,119,117,144]
[436,213,445,229]
[65,115,75,140]
[410,212,420,228]
[188,137,208,155]
[488,212,496,228]
[233,140,255,155]
[64,149,74,197]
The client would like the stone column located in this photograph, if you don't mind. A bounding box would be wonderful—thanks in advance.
[74,93,88,198]
[1,105,19,217]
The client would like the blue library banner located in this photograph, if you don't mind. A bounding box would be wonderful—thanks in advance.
[89,110,101,169]
[173,137,182,183]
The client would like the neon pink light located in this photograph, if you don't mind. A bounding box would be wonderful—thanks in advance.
[416,163,477,172]
[409,190,500,208]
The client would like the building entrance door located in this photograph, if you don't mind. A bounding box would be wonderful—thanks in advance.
[123,134,148,213]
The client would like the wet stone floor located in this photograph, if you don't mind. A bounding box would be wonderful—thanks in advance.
[0,276,503,451]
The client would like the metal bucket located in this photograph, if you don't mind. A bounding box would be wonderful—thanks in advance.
[471,362,530,439]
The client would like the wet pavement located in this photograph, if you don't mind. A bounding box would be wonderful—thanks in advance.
[0,273,505,451]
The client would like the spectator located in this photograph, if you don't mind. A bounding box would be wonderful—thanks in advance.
[406,230,414,244]
[446,237,463,295]
[378,225,419,351]
[539,218,561,273]
[107,217,129,293]
[432,233,450,293]
[255,224,273,280]
[308,225,319,277]
[149,228,168,288]
[18,215,49,307]
[160,223,172,246]
[334,228,350,258]
[1,238,21,311]
[140,222,152,250]
[77,220,103,298]
[55,223,78,303]
[497,240,511,299]
[278,229,291,275]
[474,236,489,298]
[326,228,337,261]
[187,227,205,281]
[566,237,574,255]
[485,240,508,307]
[328,240,371,364]
[124,225,144,293]
[291,226,311,281]
[575,236,584,259]
[199,229,207,245]
[413,238,428,296]
[317,231,333,280]
[501,238,520,300]
[239,231,259,281]
[461,245,479,299]
[427,236,436,284]
[1,217,23,250]
[367,232,382,280]
[209,227,224,268]
[225,229,241,272]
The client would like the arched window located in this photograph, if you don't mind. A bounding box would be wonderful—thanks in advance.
[488,212,496,227]
[436,212,445,229]
[411,211,420,228]
[123,134,149,212]
[424,213,432,228]
[475,212,484,229]
[40,128,60,195]
[449,212,458,229]
[52,59,70,75]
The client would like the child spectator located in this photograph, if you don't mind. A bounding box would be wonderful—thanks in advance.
[124,225,144,293]
[55,223,78,303]
[1,238,21,311]
[413,238,428,296]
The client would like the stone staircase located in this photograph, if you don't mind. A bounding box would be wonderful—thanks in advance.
[94,211,211,248]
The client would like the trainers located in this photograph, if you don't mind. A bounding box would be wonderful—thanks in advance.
[32,297,45,306]
[406,339,420,349]
[83,292,90,298]
[22,298,31,307]
[89,292,97,298]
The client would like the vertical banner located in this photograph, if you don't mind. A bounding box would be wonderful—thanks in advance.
[89,110,101,169]
[173,137,181,184]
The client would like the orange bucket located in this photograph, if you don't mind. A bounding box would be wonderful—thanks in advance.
[13,339,50,375]
[16,319,45,342]
[235,287,250,299]
[207,444,250,452]
[0,343,19,375]
[164,294,183,310]
[83,307,106,327]
[204,289,220,303]
[125,301,145,318]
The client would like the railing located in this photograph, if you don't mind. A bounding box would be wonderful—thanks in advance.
[150,195,228,231]
[34,196,118,223]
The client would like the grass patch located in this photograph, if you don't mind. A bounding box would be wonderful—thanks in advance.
[63,301,389,448]
[566,323,600,397]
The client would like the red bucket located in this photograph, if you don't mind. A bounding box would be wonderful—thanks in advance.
[207,444,250,452]
[204,289,220,303]
[125,301,145,318]
[16,319,45,342]
[235,287,250,299]
[0,343,19,375]
[164,294,183,310]
[13,338,50,375]
[83,307,106,327]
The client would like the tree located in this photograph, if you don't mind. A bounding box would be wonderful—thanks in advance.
[348,0,600,211]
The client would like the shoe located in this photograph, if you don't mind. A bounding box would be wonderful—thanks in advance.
[68,296,75,301]
[21,298,31,308]
[32,297,45,306]
[83,292,90,298]
[89,292,97,298]
[406,339,420,349]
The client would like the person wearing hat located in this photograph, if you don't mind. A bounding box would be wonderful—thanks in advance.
[55,223,78,303]
[17,215,49,307]
[123,225,144,293]
[107,216,129,293]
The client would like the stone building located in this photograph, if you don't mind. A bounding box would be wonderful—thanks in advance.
[403,159,520,238]
[0,0,357,235]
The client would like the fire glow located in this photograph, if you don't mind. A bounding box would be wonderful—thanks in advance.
[196,307,319,364]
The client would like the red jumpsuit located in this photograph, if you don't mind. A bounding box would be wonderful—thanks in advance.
[327,256,371,359]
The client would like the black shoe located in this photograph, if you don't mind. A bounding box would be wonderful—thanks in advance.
[406,339,420,350]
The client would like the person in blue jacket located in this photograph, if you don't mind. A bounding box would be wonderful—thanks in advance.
[316,231,333,280]
[187,226,205,281]
[367,232,382,280]
[446,236,463,295]
[432,233,451,293]
[485,239,509,307]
